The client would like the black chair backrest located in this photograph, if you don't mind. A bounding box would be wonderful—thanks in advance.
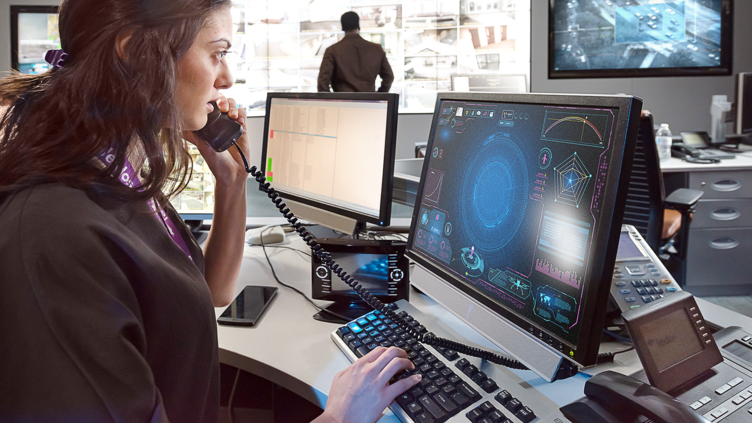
[621,114,666,254]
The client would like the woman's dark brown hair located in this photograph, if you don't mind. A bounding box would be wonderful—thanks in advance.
[0,0,232,202]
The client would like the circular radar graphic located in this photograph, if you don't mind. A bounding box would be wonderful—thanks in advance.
[459,247,484,277]
[460,134,529,252]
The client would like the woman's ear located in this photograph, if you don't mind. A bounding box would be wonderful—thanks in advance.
[115,29,133,60]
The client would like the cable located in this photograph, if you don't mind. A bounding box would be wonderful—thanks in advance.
[257,227,355,323]
[596,346,635,365]
[248,243,312,259]
[233,142,531,372]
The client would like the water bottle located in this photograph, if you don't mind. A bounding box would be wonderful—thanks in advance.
[656,123,672,163]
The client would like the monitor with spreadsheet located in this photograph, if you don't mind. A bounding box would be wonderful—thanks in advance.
[405,92,642,381]
[260,92,399,235]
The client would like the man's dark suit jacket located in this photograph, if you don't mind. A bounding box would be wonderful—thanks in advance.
[317,33,394,93]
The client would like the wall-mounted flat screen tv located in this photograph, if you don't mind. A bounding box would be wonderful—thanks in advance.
[548,0,732,79]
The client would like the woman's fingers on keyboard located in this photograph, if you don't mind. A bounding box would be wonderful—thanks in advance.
[362,346,389,364]
[379,356,414,383]
[386,372,422,399]
[371,347,408,372]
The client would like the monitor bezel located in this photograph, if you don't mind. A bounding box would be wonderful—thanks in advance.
[405,92,642,367]
[11,5,60,72]
[260,92,399,228]
[736,72,752,135]
[547,0,733,79]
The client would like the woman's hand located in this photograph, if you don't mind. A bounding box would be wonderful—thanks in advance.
[182,93,249,186]
[315,347,422,423]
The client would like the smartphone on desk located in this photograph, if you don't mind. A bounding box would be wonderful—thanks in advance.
[218,286,278,326]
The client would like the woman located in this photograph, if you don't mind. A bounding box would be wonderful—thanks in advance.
[0,0,420,421]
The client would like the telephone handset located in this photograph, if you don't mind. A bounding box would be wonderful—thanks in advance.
[194,101,243,152]
[671,144,721,164]
[560,371,710,423]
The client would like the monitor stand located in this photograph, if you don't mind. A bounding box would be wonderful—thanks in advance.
[313,300,375,324]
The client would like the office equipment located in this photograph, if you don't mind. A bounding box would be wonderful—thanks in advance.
[246,225,285,245]
[311,239,409,323]
[196,101,244,153]
[217,286,278,326]
[405,92,642,382]
[610,225,682,313]
[734,72,752,136]
[621,114,704,286]
[623,291,723,393]
[711,94,735,144]
[562,325,752,423]
[260,92,399,236]
[549,0,733,79]
[332,301,569,423]
[450,74,527,93]
[10,5,60,74]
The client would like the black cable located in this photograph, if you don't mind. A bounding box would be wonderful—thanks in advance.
[249,243,312,259]
[256,227,355,322]
[596,346,635,365]
[235,143,530,372]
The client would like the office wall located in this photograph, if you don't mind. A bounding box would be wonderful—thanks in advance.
[531,1,752,133]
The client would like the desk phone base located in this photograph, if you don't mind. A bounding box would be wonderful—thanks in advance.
[611,225,682,313]
[331,299,568,423]
[640,326,752,423]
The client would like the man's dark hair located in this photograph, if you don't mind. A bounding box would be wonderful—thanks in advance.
[341,11,359,32]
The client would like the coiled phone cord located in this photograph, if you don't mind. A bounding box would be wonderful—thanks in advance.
[233,143,598,378]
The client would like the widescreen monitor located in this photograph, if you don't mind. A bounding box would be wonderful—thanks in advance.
[260,92,399,236]
[406,92,642,381]
[549,0,733,79]
[735,72,752,136]
[10,6,60,74]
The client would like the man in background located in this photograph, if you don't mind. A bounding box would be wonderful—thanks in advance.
[317,11,394,93]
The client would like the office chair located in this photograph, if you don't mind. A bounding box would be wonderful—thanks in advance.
[621,112,704,285]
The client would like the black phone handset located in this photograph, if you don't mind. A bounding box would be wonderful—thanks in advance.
[671,144,721,164]
[560,371,710,423]
[194,102,244,153]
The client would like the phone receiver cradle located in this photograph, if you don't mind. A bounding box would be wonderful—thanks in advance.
[194,101,243,152]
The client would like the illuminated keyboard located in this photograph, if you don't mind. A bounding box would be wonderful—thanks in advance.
[331,300,569,423]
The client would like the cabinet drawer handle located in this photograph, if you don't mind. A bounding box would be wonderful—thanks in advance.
[711,208,741,221]
[709,237,740,250]
[711,179,741,192]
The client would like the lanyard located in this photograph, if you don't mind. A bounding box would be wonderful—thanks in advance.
[99,148,194,263]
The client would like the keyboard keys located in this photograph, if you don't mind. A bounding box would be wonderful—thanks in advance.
[466,408,485,422]
[418,395,448,422]
[516,406,536,423]
[480,379,499,393]
[472,371,488,385]
[494,390,511,406]
[450,392,470,408]
[433,392,459,415]
[505,398,522,413]
[406,402,423,417]
[443,349,459,361]
[457,382,482,403]
[455,358,470,371]
[463,364,479,378]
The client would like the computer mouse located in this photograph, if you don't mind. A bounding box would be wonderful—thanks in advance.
[246,225,286,245]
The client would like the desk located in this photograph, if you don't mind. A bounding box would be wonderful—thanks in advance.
[661,147,752,295]
[215,230,752,421]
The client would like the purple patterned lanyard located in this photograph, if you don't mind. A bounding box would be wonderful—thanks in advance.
[98,148,194,263]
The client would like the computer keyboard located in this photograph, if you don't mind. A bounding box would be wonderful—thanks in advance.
[331,300,569,423]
